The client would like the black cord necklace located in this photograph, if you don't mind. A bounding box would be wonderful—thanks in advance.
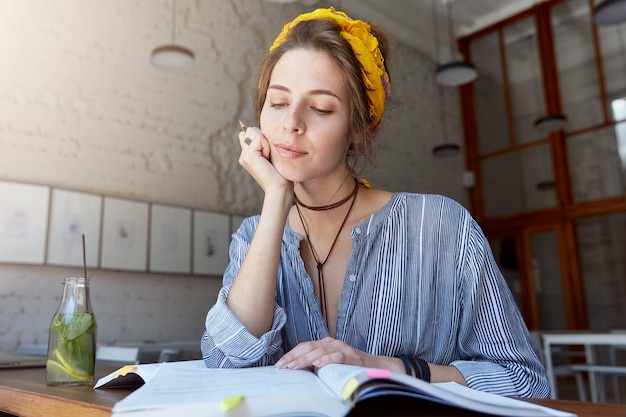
[294,178,359,211]
[295,182,359,326]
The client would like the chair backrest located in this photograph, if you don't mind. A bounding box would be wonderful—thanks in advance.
[529,331,546,364]
[96,346,140,366]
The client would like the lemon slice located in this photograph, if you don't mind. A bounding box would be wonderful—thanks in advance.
[46,359,91,381]
[51,349,91,381]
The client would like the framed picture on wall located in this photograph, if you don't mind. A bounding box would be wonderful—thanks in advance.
[149,204,191,274]
[101,197,149,271]
[192,211,230,276]
[47,189,102,268]
[0,181,50,264]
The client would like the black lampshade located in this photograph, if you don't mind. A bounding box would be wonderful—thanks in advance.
[533,114,567,132]
[432,143,461,158]
[594,0,626,26]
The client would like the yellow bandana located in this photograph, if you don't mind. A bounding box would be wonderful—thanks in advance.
[270,7,390,133]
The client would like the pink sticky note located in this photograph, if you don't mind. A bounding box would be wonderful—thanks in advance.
[366,369,392,379]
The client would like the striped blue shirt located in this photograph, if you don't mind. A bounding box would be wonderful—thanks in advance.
[201,193,550,398]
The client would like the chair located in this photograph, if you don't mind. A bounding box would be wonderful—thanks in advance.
[568,330,626,403]
[95,346,140,367]
[16,344,47,357]
[530,331,587,401]
[157,348,180,362]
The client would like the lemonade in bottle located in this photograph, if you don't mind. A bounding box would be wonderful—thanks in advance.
[46,277,97,386]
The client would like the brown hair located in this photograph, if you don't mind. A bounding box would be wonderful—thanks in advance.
[255,17,390,162]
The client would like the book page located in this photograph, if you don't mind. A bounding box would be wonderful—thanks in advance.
[94,359,206,389]
[112,365,350,417]
[315,364,373,399]
[317,364,575,417]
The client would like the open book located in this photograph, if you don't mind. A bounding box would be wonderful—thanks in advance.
[97,361,575,417]
[95,360,206,389]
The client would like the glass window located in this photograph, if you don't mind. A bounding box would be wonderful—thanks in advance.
[482,143,556,217]
[567,124,626,202]
[613,101,626,172]
[529,230,567,330]
[598,24,626,122]
[503,17,546,145]
[552,0,604,131]
[576,213,626,331]
[471,32,509,155]
[490,236,522,308]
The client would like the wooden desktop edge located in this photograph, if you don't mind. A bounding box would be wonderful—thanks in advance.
[2,366,626,417]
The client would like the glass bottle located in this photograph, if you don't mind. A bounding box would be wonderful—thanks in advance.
[46,277,97,386]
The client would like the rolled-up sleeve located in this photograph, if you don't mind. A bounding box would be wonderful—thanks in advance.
[201,217,287,368]
[450,218,549,398]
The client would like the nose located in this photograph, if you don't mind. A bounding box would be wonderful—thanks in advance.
[283,103,305,134]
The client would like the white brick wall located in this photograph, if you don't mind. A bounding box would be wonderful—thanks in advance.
[0,0,466,353]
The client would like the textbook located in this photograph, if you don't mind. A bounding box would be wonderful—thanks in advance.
[95,360,207,389]
[97,361,576,417]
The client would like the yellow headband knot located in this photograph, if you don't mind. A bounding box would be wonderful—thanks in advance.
[270,7,390,133]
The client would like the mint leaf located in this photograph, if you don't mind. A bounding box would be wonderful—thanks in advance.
[64,313,93,341]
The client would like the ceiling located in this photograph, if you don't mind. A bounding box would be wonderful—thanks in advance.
[340,0,537,61]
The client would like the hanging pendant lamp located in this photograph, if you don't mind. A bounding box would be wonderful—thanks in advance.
[151,0,195,71]
[430,0,460,157]
[533,114,567,132]
[431,84,461,158]
[526,34,567,132]
[594,0,626,26]
[436,61,478,86]
[435,0,477,87]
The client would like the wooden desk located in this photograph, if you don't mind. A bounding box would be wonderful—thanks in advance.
[2,366,626,417]
[542,333,626,401]
[0,366,123,417]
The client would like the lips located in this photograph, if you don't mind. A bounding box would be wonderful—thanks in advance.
[273,143,307,158]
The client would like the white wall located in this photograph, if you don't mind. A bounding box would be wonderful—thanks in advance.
[0,0,467,353]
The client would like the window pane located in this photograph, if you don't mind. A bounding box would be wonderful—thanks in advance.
[576,213,626,331]
[552,0,604,131]
[567,124,626,202]
[471,32,509,155]
[503,17,546,145]
[490,236,522,309]
[482,144,556,217]
[598,23,626,122]
[530,230,566,330]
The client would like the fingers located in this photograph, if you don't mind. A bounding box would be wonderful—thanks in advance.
[276,338,363,370]
[236,120,293,198]
[238,122,272,165]
[238,122,263,150]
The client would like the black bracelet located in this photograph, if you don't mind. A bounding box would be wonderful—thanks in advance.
[398,354,412,376]
[409,357,431,382]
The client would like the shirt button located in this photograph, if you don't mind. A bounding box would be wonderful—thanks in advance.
[355,227,362,235]
[349,274,356,282]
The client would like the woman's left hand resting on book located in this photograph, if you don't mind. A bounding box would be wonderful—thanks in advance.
[275,337,466,385]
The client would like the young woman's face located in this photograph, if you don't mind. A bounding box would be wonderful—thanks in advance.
[260,48,352,184]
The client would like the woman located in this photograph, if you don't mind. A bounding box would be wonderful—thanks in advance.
[201,7,549,398]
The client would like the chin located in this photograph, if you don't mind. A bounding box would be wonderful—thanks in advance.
[273,162,306,183]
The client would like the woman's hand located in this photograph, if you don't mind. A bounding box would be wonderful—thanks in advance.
[275,337,378,370]
[275,337,467,385]
[239,125,292,194]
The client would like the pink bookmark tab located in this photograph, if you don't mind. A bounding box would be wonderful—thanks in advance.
[366,369,392,379]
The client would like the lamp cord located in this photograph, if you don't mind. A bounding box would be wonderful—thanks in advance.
[528,34,543,117]
[446,0,456,61]
[171,0,177,44]
[432,0,441,64]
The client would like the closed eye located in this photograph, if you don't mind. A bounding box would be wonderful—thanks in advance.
[314,107,333,115]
